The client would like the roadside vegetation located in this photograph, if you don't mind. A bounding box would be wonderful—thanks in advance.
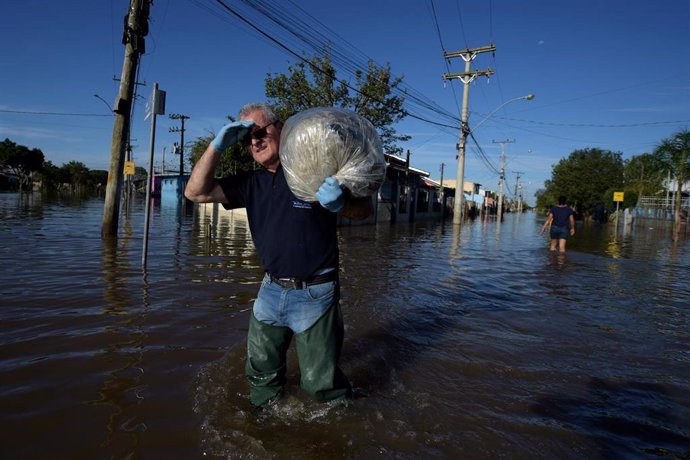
[535,129,689,221]
[0,137,141,194]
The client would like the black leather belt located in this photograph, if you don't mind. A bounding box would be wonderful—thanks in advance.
[267,271,337,289]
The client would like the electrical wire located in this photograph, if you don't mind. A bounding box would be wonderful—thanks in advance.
[468,132,500,175]
[428,0,461,115]
[470,115,690,128]
[272,0,459,121]
[202,0,461,130]
[0,109,112,117]
[454,0,469,49]
[488,0,494,46]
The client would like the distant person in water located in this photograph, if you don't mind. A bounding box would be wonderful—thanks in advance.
[540,195,575,253]
[593,201,607,224]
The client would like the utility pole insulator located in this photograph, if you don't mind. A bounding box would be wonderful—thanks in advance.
[442,69,494,85]
[443,45,496,60]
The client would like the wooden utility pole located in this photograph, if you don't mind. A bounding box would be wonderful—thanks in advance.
[442,45,495,225]
[101,0,150,239]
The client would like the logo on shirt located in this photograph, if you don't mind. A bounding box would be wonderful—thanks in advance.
[292,200,312,210]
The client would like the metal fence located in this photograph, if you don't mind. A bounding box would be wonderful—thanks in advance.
[636,196,689,220]
[638,196,689,208]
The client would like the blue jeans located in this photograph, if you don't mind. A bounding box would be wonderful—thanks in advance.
[245,273,351,406]
[253,273,336,333]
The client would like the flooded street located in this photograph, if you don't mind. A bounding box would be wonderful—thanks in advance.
[1,193,689,459]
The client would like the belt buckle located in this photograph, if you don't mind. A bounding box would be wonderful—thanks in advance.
[278,277,302,289]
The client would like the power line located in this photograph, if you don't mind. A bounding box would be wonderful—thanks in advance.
[453,0,469,49]
[270,0,459,121]
[428,0,461,115]
[470,114,690,128]
[0,109,112,117]
[468,132,500,175]
[204,0,461,130]
[488,0,494,45]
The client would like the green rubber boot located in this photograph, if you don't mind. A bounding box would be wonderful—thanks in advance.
[295,303,352,403]
[245,314,293,407]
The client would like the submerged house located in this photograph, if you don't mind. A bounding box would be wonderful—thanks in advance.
[159,174,190,208]
[340,153,451,226]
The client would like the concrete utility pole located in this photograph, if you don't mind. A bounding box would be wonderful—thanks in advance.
[442,45,495,225]
[493,139,515,222]
[439,162,445,221]
[102,0,150,239]
[513,171,523,213]
[513,171,523,196]
[169,114,190,176]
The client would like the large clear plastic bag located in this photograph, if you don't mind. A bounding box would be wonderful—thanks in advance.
[279,107,386,201]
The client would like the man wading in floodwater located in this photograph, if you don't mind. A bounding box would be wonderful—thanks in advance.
[540,195,575,253]
[184,102,372,408]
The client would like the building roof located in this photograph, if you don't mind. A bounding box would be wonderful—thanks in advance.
[384,153,430,177]
[422,177,440,188]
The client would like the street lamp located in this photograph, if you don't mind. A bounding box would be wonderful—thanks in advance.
[471,94,534,133]
[93,94,114,113]
[452,93,534,225]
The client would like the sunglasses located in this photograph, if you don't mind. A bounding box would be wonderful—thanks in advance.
[243,120,279,146]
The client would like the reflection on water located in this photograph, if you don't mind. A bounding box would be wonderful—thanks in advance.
[88,239,148,452]
[1,193,689,459]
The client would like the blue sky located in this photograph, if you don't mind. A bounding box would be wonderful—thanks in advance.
[1,0,689,205]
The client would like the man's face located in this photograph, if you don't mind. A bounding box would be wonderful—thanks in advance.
[240,110,281,172]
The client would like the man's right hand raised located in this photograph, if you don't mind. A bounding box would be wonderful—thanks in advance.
[210,121,255,152]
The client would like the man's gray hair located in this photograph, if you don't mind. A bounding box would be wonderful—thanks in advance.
[239,103,281,124]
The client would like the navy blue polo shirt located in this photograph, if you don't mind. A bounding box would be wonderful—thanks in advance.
[218,166,338,279]
[549,205,574,229]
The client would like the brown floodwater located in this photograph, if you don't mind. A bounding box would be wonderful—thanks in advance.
[1,193,689,459]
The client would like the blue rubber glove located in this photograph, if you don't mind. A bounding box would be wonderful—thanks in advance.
[210,121,255,152]
[315,177,345,212]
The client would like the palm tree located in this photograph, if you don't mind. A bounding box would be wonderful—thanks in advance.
[654,129,690,234]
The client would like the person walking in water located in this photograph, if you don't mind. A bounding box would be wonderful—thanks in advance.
[540,195,575,253]
[184,102,372,408]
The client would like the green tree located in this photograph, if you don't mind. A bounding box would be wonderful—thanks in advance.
[265,52,349,119]
[0,138,45,191]
[623,152,667,197]
[654,129,690,230]
[133,165,148,182]
[61,161,90,193]
[265,50,410,155]
[542,148,624,215]
[188,131,256,176]
[535,181,557,211]
[36,161,106,194]
[35,160,61,190]
[89,170,108,191]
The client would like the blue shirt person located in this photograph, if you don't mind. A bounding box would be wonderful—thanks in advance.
[540,195,575,253]
[184,103,372,408]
